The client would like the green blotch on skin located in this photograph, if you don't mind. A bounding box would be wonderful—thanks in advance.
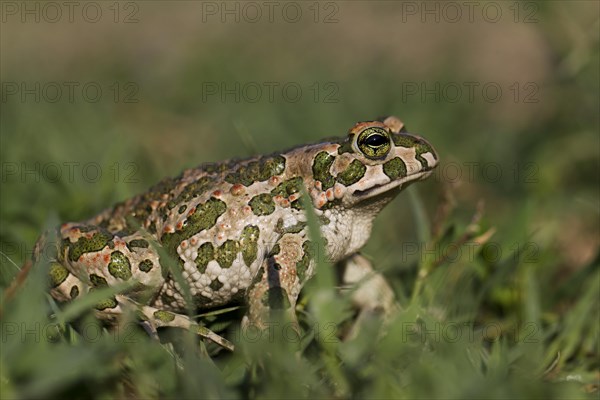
[195,242,214,273]
[216,240,239,268]
[210,279,224,291]
[70,285,79,299]
[224,172,240,185]
[244,161,262,182]
[391,134,416,148]
[249,193,275,216]
[283,222,306,234]
[268,244,281,257]
[271,177,305,210]
[416,154,430,169]
[108,251,132,280]
[89,274,108,287]
[172,176,214,205]
[203,162,228,174]
[227,160,260,186]
[240,225,260,267]
[275,218,306,234]
[296,241,314,283]
[49,262,69,288]
[139,259,154,273]
[95,296,118,310]
[261,287,291,309]
[271,177,304,197]
[226,155,286,186]
[162,197,227,257]
[114,228,136,238]
[227,161,259,186]
[337,136,354,155]
[128,239,149,249]
[383,157,407,180]
[392,134,437,168]
[153,310,175,323]
[312,151,336,189]
[178,205,187,214]
[258,155,286,181]
[337,160,366,186]
[89,286,118,310]
[66,230,112,262]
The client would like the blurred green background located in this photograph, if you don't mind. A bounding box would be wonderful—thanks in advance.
[1,1,598,399]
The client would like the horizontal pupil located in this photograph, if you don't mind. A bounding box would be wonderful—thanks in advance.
[365,135,386,147]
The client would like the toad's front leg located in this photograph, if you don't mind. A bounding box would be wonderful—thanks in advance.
[338,253,399,339]
[339,253,397,316]
[244,233,311,330]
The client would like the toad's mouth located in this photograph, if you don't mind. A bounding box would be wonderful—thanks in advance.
[353,170,434,200]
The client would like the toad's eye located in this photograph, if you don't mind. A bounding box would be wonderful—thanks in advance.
[356,127,391,159]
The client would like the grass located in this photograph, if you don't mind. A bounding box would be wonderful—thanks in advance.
[1,1,598,399]
[1,188,597,399]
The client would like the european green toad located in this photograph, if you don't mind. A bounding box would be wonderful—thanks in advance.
[35,116,438,350]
